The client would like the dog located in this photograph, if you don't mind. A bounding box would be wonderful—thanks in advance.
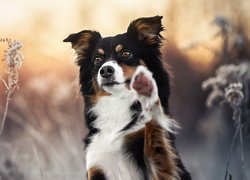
[64,16,191,180]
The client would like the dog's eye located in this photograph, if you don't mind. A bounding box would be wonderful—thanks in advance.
[121,50,131,58]
[94,56,103,65]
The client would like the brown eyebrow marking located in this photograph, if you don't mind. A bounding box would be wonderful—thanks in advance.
[115,44,123,52]
[97,48,105,55]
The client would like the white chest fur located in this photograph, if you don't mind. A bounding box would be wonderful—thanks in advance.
[86,94,144,180]
[91,94,134,133]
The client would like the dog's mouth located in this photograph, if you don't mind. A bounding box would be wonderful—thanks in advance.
[102,81,120,87]
[101,78,131,87]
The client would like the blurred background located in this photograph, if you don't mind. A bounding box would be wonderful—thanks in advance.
[0,0,250,179]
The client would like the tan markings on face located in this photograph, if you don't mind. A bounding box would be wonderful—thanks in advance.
[88,167,105,179]
[120,65,136,80]
[115,44,123,52]
[91,76,99,92]
[97,48,105,55]
[90,77,111,104]
[91,91,111,104]
[139,59,146,66]
[120,65,137,90]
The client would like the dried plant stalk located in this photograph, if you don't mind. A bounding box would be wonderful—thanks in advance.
[202,63,250,180]
[0,38,24,135]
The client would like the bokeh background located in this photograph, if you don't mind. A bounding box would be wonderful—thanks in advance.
[0,0,250,179]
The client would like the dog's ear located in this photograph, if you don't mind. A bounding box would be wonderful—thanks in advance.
[63,30,101,66]
[127,16,164,47]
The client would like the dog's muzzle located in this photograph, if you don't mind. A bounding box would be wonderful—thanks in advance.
[97,61,125,88]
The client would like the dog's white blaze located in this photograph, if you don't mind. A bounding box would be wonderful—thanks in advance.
[97,61,126,94]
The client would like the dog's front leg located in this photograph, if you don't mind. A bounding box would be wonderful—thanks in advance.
[144,120,180,180]
[131,66,180,180]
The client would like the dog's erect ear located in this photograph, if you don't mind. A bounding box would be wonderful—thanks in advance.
[63,30,101,65]
[127,16,164,46]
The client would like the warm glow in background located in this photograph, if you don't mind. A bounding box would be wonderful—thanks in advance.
[1,1,250,180]
[2,0,249,75]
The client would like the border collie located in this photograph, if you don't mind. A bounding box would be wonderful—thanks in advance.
[64,16,191,180]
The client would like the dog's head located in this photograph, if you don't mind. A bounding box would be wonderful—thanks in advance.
[64,16,167,102]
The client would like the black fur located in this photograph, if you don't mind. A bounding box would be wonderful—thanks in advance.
[83,99,100,148]
[124,133,149,180]
[121,100,142,131]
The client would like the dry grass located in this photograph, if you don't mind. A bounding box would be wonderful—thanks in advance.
[0,72,86,180]
[0,38,24,135]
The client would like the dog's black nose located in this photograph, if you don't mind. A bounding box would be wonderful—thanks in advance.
[100,66,115,79]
